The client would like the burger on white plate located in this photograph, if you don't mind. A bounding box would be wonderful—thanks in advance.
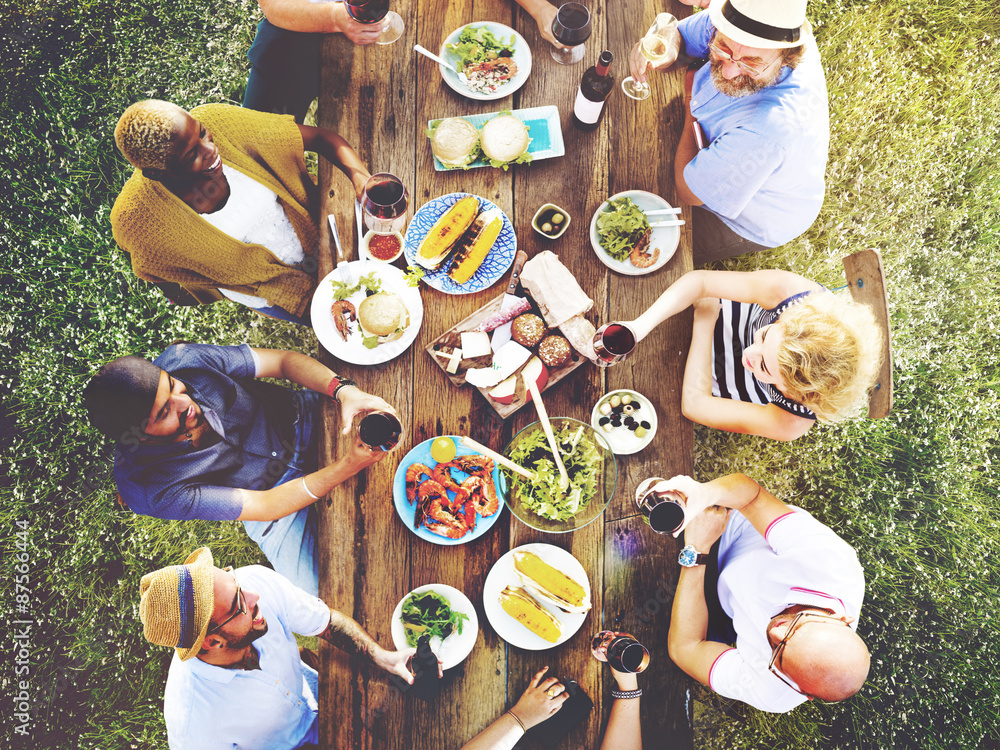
[429,117,481,169]
[358,292,410,348]
[480,113,532,170]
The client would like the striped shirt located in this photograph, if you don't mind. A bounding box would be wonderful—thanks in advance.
[711,292,816,420]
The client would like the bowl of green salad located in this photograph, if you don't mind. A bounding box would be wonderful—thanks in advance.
[502,417,617,533]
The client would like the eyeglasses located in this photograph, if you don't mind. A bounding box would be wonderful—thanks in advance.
[709,42,779,77]
[768,611,851,700]
[206,567,246,635]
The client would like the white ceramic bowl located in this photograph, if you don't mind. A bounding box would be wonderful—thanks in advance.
[590,389,658,455]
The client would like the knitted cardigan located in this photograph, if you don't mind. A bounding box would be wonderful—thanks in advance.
[111,104,320,317]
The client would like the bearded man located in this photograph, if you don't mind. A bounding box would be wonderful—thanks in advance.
[630,0,829,264]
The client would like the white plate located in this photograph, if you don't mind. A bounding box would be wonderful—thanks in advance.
[391,584,479,670]
[310,261,424,365]
[482,543,591,650]
[403,193,516,295]
[428,106,565,172]
[589,190,681,276]
[439,23,532,101]
[590,389,658,456]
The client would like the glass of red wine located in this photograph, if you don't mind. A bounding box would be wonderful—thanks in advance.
[634,477,687,535]
[358,411,402,452]
[362,173,408,235]
[592,322,637,367]
[344,0,404,45]
[550,2,592,65]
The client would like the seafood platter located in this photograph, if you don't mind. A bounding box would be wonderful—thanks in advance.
[404,192,516,295]
[390,584,478,670]
[392,436,505,545]
[426,251,599,419]
[588,190,681,276]
[310,260,423,365]
[482,543,591,650]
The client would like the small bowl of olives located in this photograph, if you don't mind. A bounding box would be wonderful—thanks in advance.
[590,389,657,456]
[531,203,571,239]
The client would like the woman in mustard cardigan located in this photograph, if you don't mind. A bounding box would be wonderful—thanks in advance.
[111,100,371,322]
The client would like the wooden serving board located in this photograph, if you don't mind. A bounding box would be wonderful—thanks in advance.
[425,292,590,418]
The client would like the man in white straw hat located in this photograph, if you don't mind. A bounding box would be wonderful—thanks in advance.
[140,547,433,749]
[630,0,829,264]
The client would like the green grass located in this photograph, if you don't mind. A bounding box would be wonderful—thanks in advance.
[2,0,999,748]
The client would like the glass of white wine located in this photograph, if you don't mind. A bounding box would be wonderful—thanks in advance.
[622,13,678,101]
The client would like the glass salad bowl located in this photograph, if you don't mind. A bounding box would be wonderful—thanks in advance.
[501,417,617,533]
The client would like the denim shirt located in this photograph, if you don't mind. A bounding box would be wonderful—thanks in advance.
[114,343,317,521]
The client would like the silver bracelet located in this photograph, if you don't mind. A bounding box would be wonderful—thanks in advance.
[611,688,642,700]
[301,476,321,500]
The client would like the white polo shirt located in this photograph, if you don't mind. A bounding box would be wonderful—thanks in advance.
[708,508,865,713]
[163,565,331,749]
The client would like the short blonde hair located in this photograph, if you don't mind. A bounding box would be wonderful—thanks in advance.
[776,294,884,421]
[114,100,186,170]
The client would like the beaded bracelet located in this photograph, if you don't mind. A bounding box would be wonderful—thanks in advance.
[611,688,642,700]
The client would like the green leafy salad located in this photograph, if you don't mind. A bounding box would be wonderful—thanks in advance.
[506,425,603,521]
[330,271,382,301]
[445,26,515,72]
[595,198,651,262]
[400,590,469,648]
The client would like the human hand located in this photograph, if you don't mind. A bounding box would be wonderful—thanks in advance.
[346,433,389,469]
[373,646,443,684]
[531,3,568,50]
[332,3,383,45]
[642,475,712,536]
[682,504,729,551]
[336,387,396,435]
[510,666,569,729]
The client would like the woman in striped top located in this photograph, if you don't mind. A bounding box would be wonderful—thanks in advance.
[627,270,883,441]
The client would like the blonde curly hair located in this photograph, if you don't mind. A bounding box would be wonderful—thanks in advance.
[114,100,186,170]
[775,294,884,421]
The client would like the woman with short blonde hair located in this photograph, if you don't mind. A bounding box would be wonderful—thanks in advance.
[625,269,883,441]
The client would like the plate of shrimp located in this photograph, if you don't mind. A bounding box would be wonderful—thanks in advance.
[392,437,507,545]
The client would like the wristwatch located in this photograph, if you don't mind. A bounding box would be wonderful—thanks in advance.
[678,544,709,568]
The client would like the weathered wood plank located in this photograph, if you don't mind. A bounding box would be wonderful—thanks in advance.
[842,248,894,418]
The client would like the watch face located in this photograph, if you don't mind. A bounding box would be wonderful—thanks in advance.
[678,546,698,567]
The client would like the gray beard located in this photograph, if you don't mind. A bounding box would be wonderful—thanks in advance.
[710,60,779,98]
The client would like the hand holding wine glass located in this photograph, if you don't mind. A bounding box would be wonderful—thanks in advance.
[344,0,404,45]
[549,2,592,65]
[362,173,408,235]
[623,13,679,101]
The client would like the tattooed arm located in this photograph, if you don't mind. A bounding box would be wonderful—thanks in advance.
[318,610,418,684]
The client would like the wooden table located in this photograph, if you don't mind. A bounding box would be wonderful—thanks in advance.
[314,2,695,747]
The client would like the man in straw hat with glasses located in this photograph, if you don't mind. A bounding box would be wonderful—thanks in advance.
[629,0,829,264]
[139,547,436,749]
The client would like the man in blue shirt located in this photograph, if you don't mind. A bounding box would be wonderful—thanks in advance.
[84,342,395,595]
[629,0,829,264]
[139,546,426,749]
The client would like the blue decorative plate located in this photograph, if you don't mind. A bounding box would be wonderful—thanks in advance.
[392,437,507,546]
[403,193,516,295]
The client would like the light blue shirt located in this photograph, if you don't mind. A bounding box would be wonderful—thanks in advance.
[163,566,331,749]
[679,11,829,247]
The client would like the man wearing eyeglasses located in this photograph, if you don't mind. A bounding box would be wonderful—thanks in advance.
[84,343,396,597]
[139,547,432,749]
[660,473,870,713]
[629,0,829,264]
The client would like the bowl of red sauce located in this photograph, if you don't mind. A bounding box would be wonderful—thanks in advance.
[362,230,405,263]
